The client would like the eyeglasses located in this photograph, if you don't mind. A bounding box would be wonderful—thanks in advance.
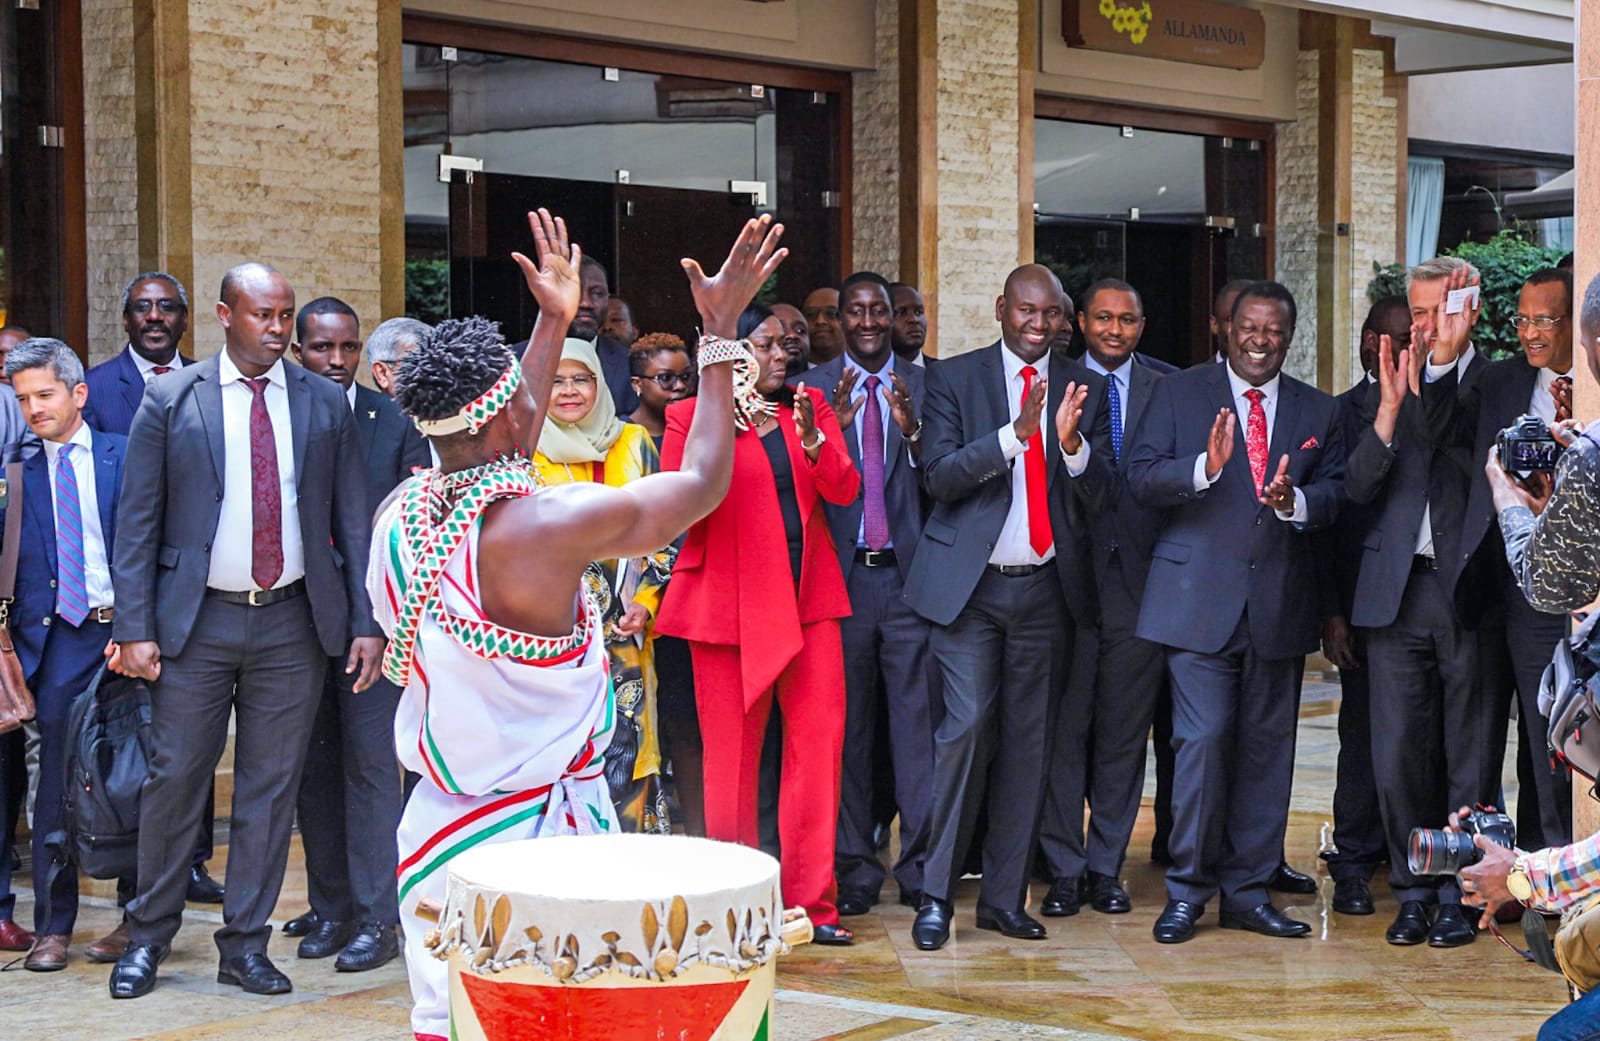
[552,375,596,391]
[638,372,694,389]
[1511,315,1565,331]
[128,299,185,316]
[804,307,840,323]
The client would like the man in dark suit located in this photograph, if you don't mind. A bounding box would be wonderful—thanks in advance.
[1419,264,1574,852]
[281,297,428,971]
[890,283,935,368]
[808,272,934,916]
[1315,299,1404,920]
[1127,280,1346,944]
[1347,276,1496,949]
[0,339,125,971]
[905,264,1111,950]
[1038,279,1174,917]
[108,263,383,999]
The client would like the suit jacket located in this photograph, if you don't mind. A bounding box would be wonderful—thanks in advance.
[82,347,195,437]
[1314,378,1375,623]
[1126,361,1346,659]
[1084,352,1177,608]
[805,354,928,585]
[1420,352,1528,622]
[901,342,1112,628]
[111,354,376,657]
[0,384,39,462]
[655,388,860,707]
[2,428,124,677]
[352,384,430,516]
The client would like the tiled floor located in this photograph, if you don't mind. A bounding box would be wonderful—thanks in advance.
[0,676,1575,1040]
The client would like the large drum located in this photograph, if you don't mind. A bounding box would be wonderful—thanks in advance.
[427,834,811,1041]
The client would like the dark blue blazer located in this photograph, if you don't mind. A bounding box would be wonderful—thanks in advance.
[901,342,1112,628]
[2,428,125,677]
[82,348,195,437]
[806,354,926,585]
[1126,361,1346,659]
[353,384,430,516]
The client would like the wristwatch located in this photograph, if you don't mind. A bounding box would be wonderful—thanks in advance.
[802,429,826,451]
[906,419,924,444]
[1507,858,1534,904]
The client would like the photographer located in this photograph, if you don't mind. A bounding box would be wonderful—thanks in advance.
[1462,269,1600,1041]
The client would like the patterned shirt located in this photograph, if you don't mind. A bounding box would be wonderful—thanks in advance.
[1499,422,1600,614]
[1521,832,1600,913]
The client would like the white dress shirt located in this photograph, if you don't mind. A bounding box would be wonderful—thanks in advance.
[1191,365,1308,523]
[990,348,1088,566]
[207,351,305,591]
[1531,365,1572,426]
[126,344,180,382]
[43,422,114,611]
[346,383,358,412]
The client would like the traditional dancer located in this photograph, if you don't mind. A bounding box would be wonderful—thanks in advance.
[369,209,787,1041]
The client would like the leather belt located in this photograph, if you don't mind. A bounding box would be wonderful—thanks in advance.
[86,606,115,624]
[205,579,307,607]
[988,562,1048,577]
[1412,555,1440,573]
[854,548,898,568]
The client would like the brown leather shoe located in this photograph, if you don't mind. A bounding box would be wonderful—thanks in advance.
[87,921,132,964]
[0,918,34,951]
[25,933,69,971]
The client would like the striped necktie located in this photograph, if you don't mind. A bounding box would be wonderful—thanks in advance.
[54,443,89,626]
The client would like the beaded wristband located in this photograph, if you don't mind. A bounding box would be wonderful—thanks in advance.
[697,334,773,431]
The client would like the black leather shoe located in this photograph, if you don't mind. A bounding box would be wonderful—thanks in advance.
[813,923,855,946]
[1268,860,1317,895]
[336,923,400,972]
[1426,903,1477,948]
[282,910,320,937]
[975,904,1046,940]
[898,888,923,910]
[1153,900,1203,943]
[109,943,168,999]
[912,897,953,950]
[1040,876,1082,917]
[1385,901,1431,945]
[1331,878,1374,916]
[836,889,877,917]
[1220,903,1310,938]
[218,952,292,995]
[297,919,355,960]
[1085,871,1132,914]
[186,865,225,904]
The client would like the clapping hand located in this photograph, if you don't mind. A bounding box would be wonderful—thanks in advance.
[831,368,863,430]
[1554,376,1574,425]
[1430,266,1478,366]
[1258,455,1295,513]
[1205,408,1236,481]
[1053,382,1090,454]
[682,214,787,340]
[887,371,918,438]
[794,383,820,451]
[1014,375,1048,443]
[511,209,581,325]
[1373,333,1413,444]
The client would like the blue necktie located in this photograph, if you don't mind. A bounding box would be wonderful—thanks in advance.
[1107,372,1124,462]
[55,443,89,626]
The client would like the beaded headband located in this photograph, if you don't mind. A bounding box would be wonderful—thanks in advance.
[414,363,521,437]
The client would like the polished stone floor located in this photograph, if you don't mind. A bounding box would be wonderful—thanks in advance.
[0,677,1575,1040]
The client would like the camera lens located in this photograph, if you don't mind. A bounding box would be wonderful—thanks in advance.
[1407,827,1483,876]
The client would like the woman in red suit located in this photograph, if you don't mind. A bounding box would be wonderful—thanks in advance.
[657,303,860,944]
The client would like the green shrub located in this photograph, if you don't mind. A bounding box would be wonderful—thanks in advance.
[404,259,451,325]
[1366,261,1407,305]
[1445,229,1566,359]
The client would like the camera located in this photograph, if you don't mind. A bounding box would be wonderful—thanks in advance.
[1497,413,1563,474]
[1407,809,1516,877]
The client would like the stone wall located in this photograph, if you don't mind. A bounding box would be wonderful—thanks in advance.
[935,0,1017,353]
[1347,47,1399,390]
[81,0,141,362]
[850,0,900,279]
[1276,49,1319,386]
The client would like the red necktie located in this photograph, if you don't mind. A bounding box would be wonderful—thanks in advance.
[1021,365,1052,557]
[1244,388,1268,496]
[151,366,171,375]
[243,377,284,589]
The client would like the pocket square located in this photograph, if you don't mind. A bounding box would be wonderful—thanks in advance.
[1299,436,1319,451]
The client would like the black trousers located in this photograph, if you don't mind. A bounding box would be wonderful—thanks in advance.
[296,656,403,927]
[1164,614,1302,912]
[1041,560,1166,880]
[128,594,325,959]
[922,566,1071,911]
[1323,628,1386,883]
[0,728,23,924]
[835,562,936,898]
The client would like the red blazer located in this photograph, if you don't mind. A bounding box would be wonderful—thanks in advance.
[656,387,860,708]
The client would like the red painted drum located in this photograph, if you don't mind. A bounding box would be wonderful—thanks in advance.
[429,834,812,1041]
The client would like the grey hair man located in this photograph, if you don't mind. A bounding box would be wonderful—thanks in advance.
[364,317,432,397]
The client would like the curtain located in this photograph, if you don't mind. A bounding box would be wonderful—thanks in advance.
[1407,156,1446,268]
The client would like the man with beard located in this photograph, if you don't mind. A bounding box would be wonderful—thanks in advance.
[890,283,932,366]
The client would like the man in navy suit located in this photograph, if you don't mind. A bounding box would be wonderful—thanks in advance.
[281,297,427,971]
[0,338,125,970]
[1127,281,1346,944]
[83,273,197,437]
[905,264,1112,950]
[809,272,935,915]
[1038,279,1175,918]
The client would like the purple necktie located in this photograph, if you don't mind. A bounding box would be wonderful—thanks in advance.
[861,375,889,551]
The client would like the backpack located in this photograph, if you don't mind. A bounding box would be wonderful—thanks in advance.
[1539,610,1600,784]
[47,666,154,881]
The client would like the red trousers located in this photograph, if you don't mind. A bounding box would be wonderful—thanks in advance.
[690,621,845,926]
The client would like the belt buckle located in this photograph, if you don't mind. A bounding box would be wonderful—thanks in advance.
[248,589,263,607]
[864,550,886,567]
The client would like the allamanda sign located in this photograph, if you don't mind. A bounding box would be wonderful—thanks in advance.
[1063,0,1268,71]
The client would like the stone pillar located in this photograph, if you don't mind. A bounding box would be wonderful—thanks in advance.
[81,0,397,363]
[1573,4,1598,840]
[1275,13,1401,392]
[850,0,901,279]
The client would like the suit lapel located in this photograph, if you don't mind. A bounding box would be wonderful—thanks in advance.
[982,343,1009,438]
[354,386,379,465]
[1266,377,1301,476]
[1127,359,1157,435]
[22,452,55,577]
[93,431,118,548]
[288,365,311,481]
[117,351,144,425]
[194,359,226,487]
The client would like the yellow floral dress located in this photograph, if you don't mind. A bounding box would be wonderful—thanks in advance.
[534,422,673,833]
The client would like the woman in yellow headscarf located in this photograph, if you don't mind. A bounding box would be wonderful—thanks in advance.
[534,337,673,833]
